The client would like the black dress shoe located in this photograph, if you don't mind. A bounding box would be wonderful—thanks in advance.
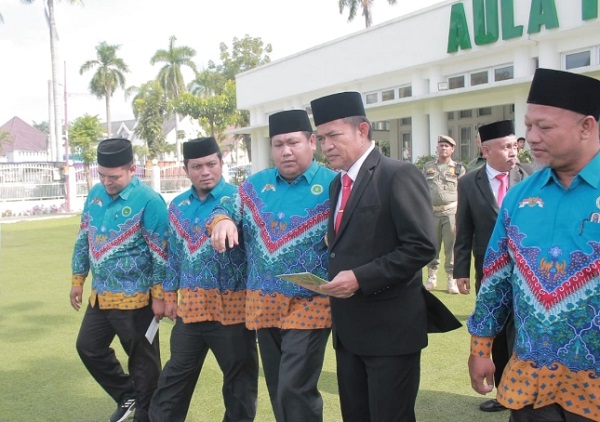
[479,399,507,412]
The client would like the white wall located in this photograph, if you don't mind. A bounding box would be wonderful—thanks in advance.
[235,0,600,167]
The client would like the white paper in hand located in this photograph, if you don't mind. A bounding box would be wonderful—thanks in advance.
[145,318,160,344]
[277,272,329,294]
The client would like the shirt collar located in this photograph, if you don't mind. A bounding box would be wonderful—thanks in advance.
[115,176,138,200]
[344,142,375,182]
[541,151,600,189]
[485,163,507,180]
[275,159,319,184]
[189,176,226,202]
[576,150,600,188]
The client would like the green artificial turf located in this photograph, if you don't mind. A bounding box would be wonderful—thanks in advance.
[0,216,506,421]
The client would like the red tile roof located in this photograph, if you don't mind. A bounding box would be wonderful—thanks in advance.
[0,116,49,153]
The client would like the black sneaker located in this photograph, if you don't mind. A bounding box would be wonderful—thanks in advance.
[109,397,136,422]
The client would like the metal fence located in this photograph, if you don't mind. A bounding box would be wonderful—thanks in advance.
[1,162,251,217]
[0,163,64,201]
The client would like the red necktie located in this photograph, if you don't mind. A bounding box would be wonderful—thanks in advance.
[495,173,508,207]
[335,174,352,233]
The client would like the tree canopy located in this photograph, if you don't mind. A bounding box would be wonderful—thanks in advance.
[132,80,172,160]
[80,41,129,137]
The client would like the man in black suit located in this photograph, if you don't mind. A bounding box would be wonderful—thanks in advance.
[453,120,531,412]
[312,91,460,422]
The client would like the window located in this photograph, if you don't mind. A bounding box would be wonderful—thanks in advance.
[471,71,488,86]
[449,75,465,89]
[398,85,412,98]
[400,117,412,126]
[478,107,492,116]
[372,121,390,131]
[447,112,454,121]
[459,126,473,161]
[565,50,591,70]
[381,89,395,101]
[494,65,514,82]
[366,93,378,104]
[459,110,472,119]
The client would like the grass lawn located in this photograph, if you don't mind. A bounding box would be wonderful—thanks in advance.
[0,216,507,422]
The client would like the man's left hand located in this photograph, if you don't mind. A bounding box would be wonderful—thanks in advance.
[319,270,358,298]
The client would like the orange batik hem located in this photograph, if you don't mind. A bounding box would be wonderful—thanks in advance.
[177,288,246,325]
[498,356,600,421]
[245,290,331,330]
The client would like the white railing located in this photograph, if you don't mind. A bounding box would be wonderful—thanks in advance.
[0,161,252,217]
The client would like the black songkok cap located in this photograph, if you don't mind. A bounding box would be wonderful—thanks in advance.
[310,91,366,126]
[527,68,600,120]
[269,110,313,138]
[97,138,133,168]
[478,120,515,143]
[183,137,220,159]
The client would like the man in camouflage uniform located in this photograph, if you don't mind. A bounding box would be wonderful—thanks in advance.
[423,135,465,294]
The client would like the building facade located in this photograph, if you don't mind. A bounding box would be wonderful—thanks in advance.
[235,0,600,170]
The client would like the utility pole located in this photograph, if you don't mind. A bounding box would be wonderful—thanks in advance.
[64,61,71,212]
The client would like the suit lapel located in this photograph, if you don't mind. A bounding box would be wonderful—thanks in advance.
[475,165,499,213]
[330,149,380,248]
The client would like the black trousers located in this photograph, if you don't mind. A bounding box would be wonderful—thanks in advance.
[257,327,330,422]
[149,319,258,422]
[475,253,515,388]
[76,302,161,422]
[335,340,421,422]
[510,404,595,422]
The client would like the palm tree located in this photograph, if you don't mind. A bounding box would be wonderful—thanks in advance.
[150,36,197,162]
[80,41,129,138]
[338,0,397,28]
[23,0,83,162]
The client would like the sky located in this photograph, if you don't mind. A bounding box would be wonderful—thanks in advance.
[0,0,446,126]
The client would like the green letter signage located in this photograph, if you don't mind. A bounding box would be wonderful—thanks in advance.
[474,0,500,45]
[582,0,598,20]
[447,2,472,53]
[501,0,524,40]
[528,0,559,34]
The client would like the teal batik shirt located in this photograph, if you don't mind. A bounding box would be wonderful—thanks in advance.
[209,160,336,330]
[467,152,600,419]
[165,177,247,324]
[71,177,168,310]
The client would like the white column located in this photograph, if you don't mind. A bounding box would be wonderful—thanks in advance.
[411,110,430,159]
[513,90,529,137]
[428,102,446,152]
[388,119,400,160]
[151,159,161,194]
[66,162,76,212]
[537,41,560,70]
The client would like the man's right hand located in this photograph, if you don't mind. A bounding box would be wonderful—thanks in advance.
[468,354,496,395]
[70,286,83,311]
[210,219,238,253]
[456,277,471,295]
[164,303,178,321]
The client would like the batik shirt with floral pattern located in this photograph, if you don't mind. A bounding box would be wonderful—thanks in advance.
[72,177,168,310]
[468,152,600,420]
[165,178,247,324]
[209,160,336,330]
